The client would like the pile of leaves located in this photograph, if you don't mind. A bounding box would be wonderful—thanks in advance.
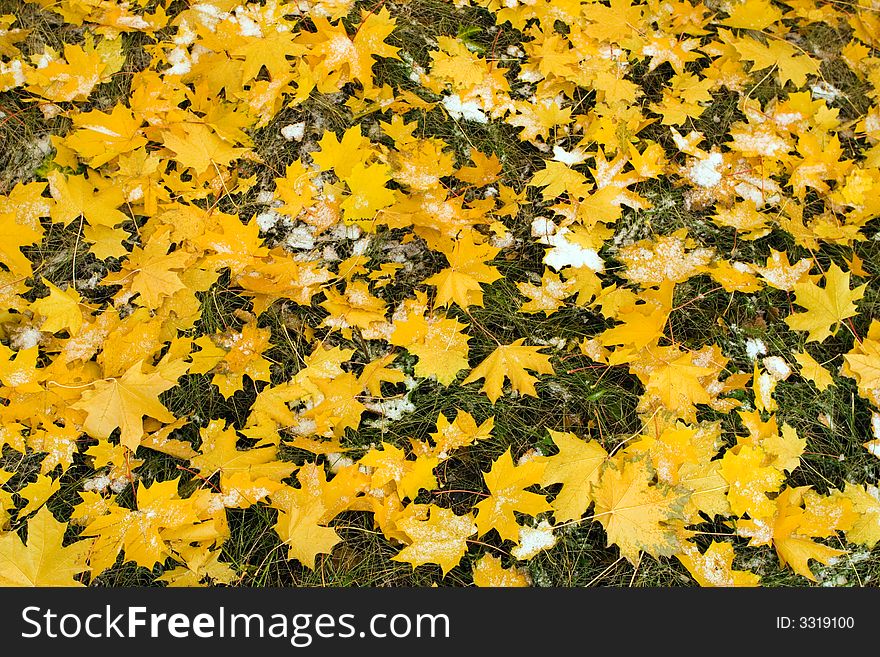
[1,0,879,587]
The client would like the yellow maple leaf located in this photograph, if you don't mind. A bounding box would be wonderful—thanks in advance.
[793,350,835,391]
[357,353,406,397]
[591,455,688,564]
[297,462,369,523]
[71,360,178,450]
[340,162,397,223]
[627,424,710,486]
[24,37,124,102]
[677,541,759,587]
[47,171,127,228]
[651,72,714,125]
[726,31,820,88]
[517,268,574,315]
[643,348,716,413]
[530,161,590,199]
[65,104,147,168]
[82,478,201,574]
[392,505,476,575]
[209,323,274,397]
[842,332,880,407]
[141,418,197,460]
[737,487,853,581]
[157,546,235,587]
[456,150,502,187]
[474,449,550,542]
[754,249,815,291]
[0,344,42,393]
[472,554,531,587]
[712,201,772,239]
[390,307,471,386]
[187,335,227,375]
[708,260,762,293]
[161,122,247,174]
[360,442,438,501]
[720,444,784,518]
[424,233,503,308]
[31,422,80,474]
[0,507,91,586]
[0,469,13,527]
[618,231,714,286]
[191,420,295,481]
[597,302,667,351]
[0,212,40,277]
[721,0,782,30]
[462,339,554,403]
[305,373,368,438]
[753,363,778,413]
[763,424,805,473]
[102,228,190,308]
[430,410,494,455]
[0,15,28,59]
[302,8,398,92]
[311,125,372,177]
[678,460,730,521]
[84,224,131,260]
[320,280,388,337]
[541,429,608,522]
[0,181,50,233]
[18,474,61,517]
[840,483,880,548]
[785,264,866,342]
[272,486,342,570]
[31,281,84,336]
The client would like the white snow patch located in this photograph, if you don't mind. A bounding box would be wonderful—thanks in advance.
[811,82,841,102]
[745,338,767,361]
[115,14,151,29]
[110,477,131,493]
[756,371,775,408]
[545,227,603,271]
[165,46,193,76]
[511,520,557,560]
[255,210,289,233]
[491,232,515,249]
[762,356,792,381]
[532,218,603,270]
[255,189,276,205]
[281,122,305,141]
[865,112,880,136]
[352,236,371,256]
[77,272,101,291]
[234,14,263,38]
[326,453,355,475]
[83,475,112,492]
[530,217,556,238]
[285,225,316,250]
[330,223,361,240]
[11,326,43,350]
[39,103,62,119]
[2,59,25,85]
[441,94,488,123]
[364,396,416,422]
[552,145,587,166]
[690,151,724,188]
